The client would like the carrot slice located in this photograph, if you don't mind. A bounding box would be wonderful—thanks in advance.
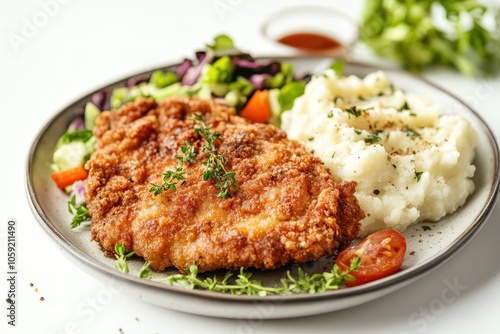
[50,165,88,190]
[240,90,271,123]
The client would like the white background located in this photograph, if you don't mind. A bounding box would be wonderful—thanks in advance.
[1,0,500,333]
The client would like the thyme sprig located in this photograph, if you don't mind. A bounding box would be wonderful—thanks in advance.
[191,113,238,198]
[112,243,361,295]
[149,114,238,198]
[149,166,186,195]
[154,259,360,296]
[149,141,197,196]
[68,195,91,229]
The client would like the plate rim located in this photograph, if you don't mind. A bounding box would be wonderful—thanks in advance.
[25,56,500,305]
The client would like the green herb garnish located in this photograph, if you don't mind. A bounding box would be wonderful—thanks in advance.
[114,244,135,274]
[149,141,198,195]
[149,167,186,195]
[155,259,359,296]
[365,131,383,144]
[138,261,154,279]
[192,113,238,198]
[150,115,238,198]
[403,125,421,139]
[68,195,91,229]
[415,170,424,182]
[398,101,410,112]
[345,106,362,117]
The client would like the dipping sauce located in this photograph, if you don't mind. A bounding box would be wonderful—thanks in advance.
[277,32,343,52]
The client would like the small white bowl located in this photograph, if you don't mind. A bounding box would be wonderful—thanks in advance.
[261,6,359,56]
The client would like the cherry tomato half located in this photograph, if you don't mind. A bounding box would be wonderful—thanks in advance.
[337,229,407,287]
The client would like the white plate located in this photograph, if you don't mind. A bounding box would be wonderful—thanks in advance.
[26,57,500,319]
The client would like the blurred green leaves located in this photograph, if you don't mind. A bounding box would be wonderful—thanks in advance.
[360,0,500,76]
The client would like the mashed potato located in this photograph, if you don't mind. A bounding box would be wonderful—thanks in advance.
[281,69,477,237]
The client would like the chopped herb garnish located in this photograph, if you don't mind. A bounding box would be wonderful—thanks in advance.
[327,110,334,118]
[365,130,383,144]
[398,101,410,112]
[422,225,432,231]
[354,129,362,135]
[308,137,315,141]
[414,170,423,182]
[68,195,91,229]
[403,125,421,139]
[345,106,362,117]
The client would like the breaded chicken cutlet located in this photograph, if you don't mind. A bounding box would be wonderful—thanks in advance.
[85,97,364,273]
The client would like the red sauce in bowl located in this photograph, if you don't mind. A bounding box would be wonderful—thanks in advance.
[277,32,342,51]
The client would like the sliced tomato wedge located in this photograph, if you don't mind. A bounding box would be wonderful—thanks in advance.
[240,89,271,123]
[337,229,407,287]
[50,165,88,190]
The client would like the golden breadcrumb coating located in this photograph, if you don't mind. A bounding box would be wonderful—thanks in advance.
[85,97,364,272]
